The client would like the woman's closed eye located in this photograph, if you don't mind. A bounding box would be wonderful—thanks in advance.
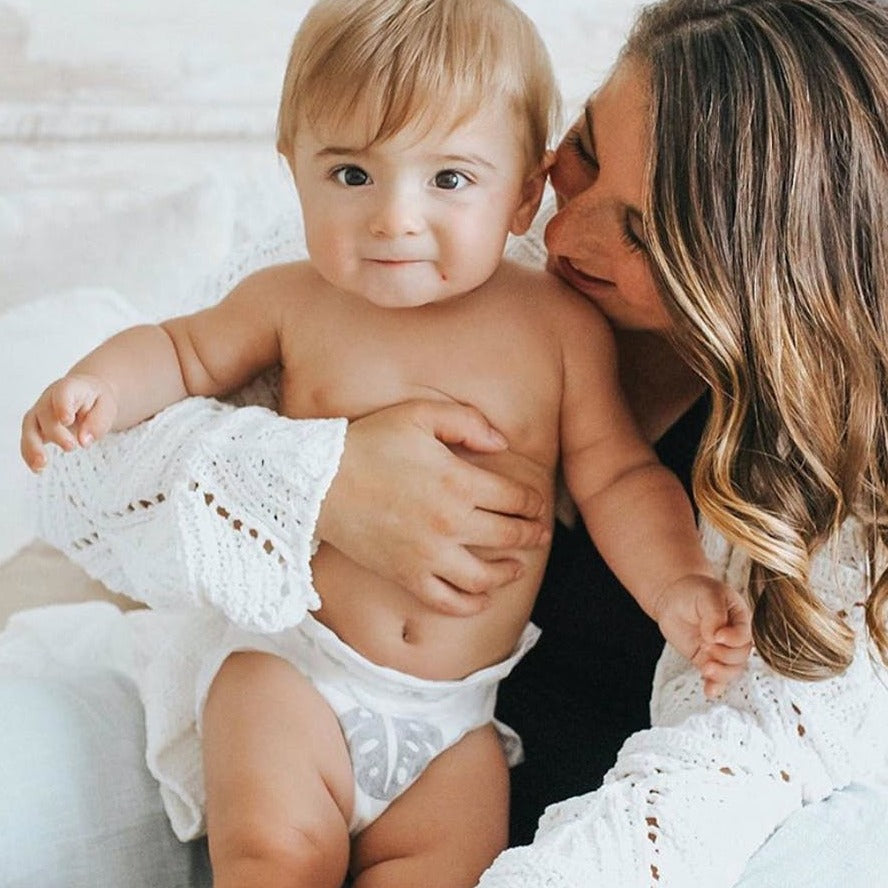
[620,213,648,253]
[565,129,599,171]
[333,165,372,186]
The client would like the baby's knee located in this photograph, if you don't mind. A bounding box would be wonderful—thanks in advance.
[209,821,349,888]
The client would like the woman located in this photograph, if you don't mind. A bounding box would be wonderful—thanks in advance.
[2,0,887,885]
[480,0,888,883]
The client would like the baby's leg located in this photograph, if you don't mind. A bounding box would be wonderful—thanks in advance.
[202,650,354,888]
[350,724,509,888]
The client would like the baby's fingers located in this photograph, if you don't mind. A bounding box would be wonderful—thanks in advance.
[704,640,751,667]
[75,391,116,445]
[699,640,752,698]
[714,620,753,648]
[49,377,100,428]
[20,410,52,471]
[36,406,79,449]
[714,595,753,647]
[700,657,747,699]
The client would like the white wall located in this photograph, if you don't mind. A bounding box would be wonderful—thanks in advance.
[0,0,641,312]
[0,0,642,562]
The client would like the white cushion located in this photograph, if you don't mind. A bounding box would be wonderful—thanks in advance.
[0,288,146,564]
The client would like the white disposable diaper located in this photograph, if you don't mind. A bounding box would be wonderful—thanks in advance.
[134,611,540,838]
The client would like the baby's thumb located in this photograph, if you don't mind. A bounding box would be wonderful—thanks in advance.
[700,596,727,643]
[78,395,116,445]
[715,590,753,645]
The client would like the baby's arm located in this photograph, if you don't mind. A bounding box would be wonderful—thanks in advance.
[20,267,289,471]
[556,296,751,696]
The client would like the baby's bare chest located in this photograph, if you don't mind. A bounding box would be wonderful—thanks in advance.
[277,299,563,463]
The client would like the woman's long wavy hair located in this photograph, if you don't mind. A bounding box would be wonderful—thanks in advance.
[625,0,888,679]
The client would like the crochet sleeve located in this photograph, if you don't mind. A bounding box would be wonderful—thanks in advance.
[35,216,348,632]
[37,394,346,632]
[476,519,888,888]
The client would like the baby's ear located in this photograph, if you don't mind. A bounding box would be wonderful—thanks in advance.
[510,150,554,236]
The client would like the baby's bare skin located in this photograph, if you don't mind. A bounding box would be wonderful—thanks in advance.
[273,258,573,680]
[22,252,750,689]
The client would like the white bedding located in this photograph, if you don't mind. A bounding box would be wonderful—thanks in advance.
[0,0,642,623]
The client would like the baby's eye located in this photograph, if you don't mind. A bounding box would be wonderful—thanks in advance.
[433,169,469,190]
[334,165,371,186]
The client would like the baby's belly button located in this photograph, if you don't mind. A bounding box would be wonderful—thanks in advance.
[400,618,417,644]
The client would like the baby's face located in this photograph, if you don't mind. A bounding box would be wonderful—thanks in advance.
[288,103,536,308]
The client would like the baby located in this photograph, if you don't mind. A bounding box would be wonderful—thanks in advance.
[21,1,751,886]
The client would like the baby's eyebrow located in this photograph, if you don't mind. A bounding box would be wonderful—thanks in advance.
[431,153,496,170]
[315,145,364,158]
[314,146,497,172]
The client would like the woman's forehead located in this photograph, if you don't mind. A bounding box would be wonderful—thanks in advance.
[587,61,650,209]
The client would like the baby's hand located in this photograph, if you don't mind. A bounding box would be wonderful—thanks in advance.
[20,373,118,472]
[655,574,753,699]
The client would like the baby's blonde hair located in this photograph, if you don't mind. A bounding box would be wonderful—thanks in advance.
[626,0,888,679]
[276,0,560,171]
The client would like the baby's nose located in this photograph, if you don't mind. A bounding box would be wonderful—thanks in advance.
[369,189,424,238]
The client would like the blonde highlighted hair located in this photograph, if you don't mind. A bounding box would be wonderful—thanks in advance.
[626,0,888,679]
[276,0,560,170]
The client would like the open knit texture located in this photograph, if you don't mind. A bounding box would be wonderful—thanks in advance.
[15,213,888,886]
[477,519,888,887]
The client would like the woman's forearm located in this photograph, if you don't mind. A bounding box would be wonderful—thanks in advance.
[38,395,346,631]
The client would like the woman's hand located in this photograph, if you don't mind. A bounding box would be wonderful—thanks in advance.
[316,400,550,616]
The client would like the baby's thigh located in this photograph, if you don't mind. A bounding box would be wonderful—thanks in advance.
[202,651,353,883]
[735,783,888,888]
[0,669,211,888]
[350,724,509,888]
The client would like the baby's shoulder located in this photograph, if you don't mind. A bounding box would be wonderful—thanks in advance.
[227,259,329,308]
[492,260,613,339]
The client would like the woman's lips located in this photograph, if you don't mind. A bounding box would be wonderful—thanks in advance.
[554,256,613,291]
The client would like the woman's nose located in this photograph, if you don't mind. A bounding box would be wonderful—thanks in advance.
[369,188,424,238]
[544,189,601,258]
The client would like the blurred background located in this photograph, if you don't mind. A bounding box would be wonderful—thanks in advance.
[0,0,641,579]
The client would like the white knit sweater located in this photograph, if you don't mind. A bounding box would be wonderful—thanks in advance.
[30,214,888,887]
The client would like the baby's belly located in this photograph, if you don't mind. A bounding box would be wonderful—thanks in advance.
[311,450,554,681]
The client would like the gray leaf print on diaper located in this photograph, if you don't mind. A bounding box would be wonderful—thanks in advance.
[340,707,444,801]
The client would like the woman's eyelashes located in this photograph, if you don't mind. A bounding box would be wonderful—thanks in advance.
[565,128,646,254]
[620,215,647,253]
[565,128,598,170]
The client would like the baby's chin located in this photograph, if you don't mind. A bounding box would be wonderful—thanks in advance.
[341,269,474,309]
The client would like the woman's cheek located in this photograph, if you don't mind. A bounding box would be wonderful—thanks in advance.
[622,267,671,328]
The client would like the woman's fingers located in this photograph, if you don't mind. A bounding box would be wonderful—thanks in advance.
[415,575,492,617]
[410,400,510,454]
[467,464,546,522]
[318,399,554,609]
[461,506,551,551]
[413,553,533,615]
